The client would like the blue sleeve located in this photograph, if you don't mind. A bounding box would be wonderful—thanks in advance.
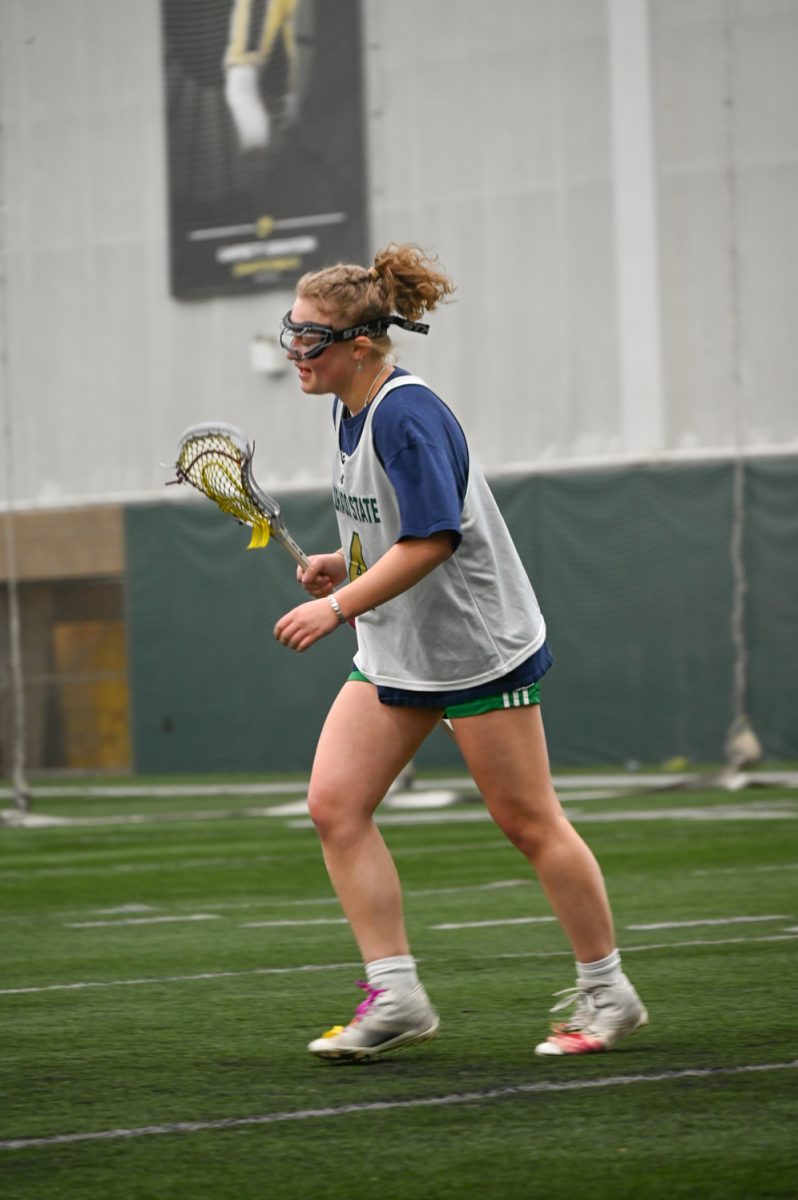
[371,386,469,548]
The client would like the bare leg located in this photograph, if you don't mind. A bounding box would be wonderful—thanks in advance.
[306,681,442,963]
[452,705,615,963]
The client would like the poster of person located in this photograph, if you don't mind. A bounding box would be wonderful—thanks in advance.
[160,0,368,299]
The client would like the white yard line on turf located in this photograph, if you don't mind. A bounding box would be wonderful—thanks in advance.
[432,916,557,930]
[627,915,792,930]
[8,779,798,831]
[0,791,618,827]
[3,932,797,998]
[436,914,794,933]
[57,910,794,935]
[0,782,311,801]
[0,855,277,880]
[0,961,361,996]
[693,862,798,875]
[1,1060,795,1152]
[0,777,647,803]
[492,932,798,961]
[241,918,348,928]
[2,769,796,803]
[238,878,531,913]
[284,801,798,829]
[0,879,534,925]
[65,914,221,928]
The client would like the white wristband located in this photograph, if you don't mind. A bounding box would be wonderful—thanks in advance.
[328,594,348,625]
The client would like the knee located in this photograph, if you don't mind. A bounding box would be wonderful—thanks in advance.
[489,792,568,860]
[306,782,367,845]
[498,816,549,860]
[306,783,337,840]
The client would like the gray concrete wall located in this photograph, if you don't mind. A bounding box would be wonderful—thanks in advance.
[1,0,796,511]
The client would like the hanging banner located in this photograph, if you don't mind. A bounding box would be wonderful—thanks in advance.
[161,0,368,299]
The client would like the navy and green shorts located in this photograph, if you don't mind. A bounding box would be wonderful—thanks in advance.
[347,641,553,719]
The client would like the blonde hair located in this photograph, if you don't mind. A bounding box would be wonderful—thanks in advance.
[296,243,455,351]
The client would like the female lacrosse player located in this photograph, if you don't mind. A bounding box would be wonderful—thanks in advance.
[274,243,647,1060]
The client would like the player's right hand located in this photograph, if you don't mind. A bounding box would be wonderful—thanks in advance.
[297,552,348,597]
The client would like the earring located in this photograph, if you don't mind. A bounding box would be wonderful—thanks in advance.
[356,360,363,372]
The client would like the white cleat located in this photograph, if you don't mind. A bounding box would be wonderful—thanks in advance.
[308,981,440,1061]
[535,974,648,1056]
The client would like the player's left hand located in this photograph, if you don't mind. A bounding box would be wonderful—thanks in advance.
[274,598,339,652]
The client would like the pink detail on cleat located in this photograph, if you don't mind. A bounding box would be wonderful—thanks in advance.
[351,981,387,1025]
[542,1030,607,1055]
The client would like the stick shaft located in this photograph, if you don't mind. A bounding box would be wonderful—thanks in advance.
[271,525,310,570]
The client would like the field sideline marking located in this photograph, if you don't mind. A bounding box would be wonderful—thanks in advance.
[4,796,797,833]
[1,1059,795,1152]
[241,918,348,928]
[0,879,533,925]
[57,912,793,934]
[0,788,636,827]
[65,914,221,929]
[432,916,557,930]
[3,932,797,998]
[693,862,798,875]
[491,932,798,962]
[0,855,278,881]
[627,915,791,930]
[1,769,795,803]
[0,961,360,996]
[288,800,798,829]
[433,914,793,933]
[0,844,516,885]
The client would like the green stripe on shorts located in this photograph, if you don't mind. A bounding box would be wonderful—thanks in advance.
[444,682,541,718]
[346,669,541,718]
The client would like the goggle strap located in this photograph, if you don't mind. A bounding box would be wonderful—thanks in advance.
[281,313,430,342]
[330,316,430,342]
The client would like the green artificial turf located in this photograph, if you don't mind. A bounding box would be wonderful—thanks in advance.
[1,777,796,1198]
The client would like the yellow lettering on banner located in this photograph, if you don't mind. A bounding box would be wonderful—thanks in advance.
[232,257,301,277]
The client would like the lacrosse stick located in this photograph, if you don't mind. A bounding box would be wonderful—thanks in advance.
[170,421,309,567]
[169,421,457,746]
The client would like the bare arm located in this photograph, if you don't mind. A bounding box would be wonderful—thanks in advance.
[274,532,455,652]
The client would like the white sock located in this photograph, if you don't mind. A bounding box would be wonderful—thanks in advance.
[365,955,419,993]
[577,948,622,988]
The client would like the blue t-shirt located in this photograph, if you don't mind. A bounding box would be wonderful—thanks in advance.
[334,368,553,705]
[334,368,468,549]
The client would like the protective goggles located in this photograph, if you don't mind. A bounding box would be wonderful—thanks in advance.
[279,312,429,361]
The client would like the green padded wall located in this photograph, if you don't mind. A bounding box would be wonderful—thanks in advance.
[126,490,353,773]
[125,457,797,772]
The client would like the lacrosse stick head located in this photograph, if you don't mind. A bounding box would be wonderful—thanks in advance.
[172,422,276,549]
